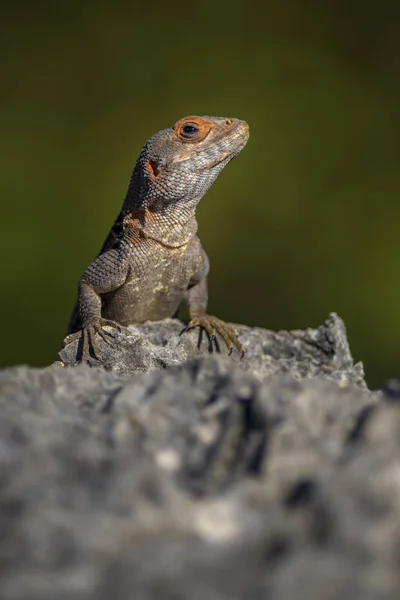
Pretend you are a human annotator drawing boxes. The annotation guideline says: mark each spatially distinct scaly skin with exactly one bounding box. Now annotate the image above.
[64,115,250,363]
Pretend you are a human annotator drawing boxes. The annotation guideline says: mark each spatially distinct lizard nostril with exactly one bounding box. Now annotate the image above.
[226,119,233,125]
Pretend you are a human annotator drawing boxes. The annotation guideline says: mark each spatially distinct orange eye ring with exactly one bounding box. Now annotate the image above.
[173,117,212,143]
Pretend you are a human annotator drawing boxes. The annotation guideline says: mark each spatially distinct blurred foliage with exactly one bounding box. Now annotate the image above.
[1,0,399,387]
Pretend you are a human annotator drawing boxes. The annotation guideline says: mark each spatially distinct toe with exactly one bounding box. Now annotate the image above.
[63,331,81,345]
[88,328,100,360]
[96,326,112,345]
[101,319,122,332]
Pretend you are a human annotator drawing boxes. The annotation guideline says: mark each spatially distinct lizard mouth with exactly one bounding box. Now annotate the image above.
[201,131,249,170]
[198,151,234,170]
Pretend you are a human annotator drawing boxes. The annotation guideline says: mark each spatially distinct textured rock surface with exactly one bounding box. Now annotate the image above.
[2,314,400,599]
[60,313,366,385]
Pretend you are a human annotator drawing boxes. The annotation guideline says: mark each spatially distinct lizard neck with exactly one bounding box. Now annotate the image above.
[124,207,198,248]
[121,164,199,247]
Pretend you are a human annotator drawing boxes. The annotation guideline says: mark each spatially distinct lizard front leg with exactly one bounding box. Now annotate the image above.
[63,248,129,363]
[184,275,244,357]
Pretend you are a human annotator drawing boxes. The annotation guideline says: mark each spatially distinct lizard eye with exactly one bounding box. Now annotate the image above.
[173,117,212,143]
[181,123,199,138]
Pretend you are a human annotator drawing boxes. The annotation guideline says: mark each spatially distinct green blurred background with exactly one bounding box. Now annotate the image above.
[1,0,399,388]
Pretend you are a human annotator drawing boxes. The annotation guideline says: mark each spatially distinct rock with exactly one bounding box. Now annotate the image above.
[59,313,366,385]
[2,314,399,600]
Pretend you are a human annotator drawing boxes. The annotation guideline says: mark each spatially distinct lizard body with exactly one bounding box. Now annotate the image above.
[64,115,249,362]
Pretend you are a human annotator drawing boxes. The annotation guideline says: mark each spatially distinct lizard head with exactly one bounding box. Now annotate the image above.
[167,115,249,171]
[133,116,249,212]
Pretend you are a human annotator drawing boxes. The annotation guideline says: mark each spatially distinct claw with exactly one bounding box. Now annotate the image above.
[63,317,121,364]
[95,326,114,345]
[182,314,243,356]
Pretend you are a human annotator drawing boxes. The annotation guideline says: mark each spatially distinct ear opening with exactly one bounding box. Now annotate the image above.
[147,159,159,178]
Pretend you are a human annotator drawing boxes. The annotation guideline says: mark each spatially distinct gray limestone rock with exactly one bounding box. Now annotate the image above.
[59,313,365,385]
[1,315,398,600]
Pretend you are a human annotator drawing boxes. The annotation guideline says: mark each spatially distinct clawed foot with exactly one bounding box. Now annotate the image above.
[63,318,122,364]
[181,314,244,357]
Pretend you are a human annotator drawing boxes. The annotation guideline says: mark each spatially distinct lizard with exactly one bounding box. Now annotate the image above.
[63,115,250,363]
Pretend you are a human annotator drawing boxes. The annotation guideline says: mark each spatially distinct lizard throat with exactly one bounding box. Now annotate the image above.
[126,208,197,249]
